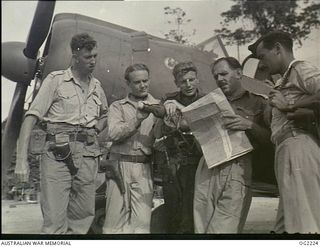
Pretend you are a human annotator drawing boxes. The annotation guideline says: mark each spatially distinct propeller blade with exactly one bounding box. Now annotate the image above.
[1,0,56,197]
[1,84,28,196]
[24,0,56,59]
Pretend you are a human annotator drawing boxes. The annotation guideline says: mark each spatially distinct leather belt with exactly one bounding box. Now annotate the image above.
[109,153,151,164]
[46,133,88,143]
[275,129,307,146]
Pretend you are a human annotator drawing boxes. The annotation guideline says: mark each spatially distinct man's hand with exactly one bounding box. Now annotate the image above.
[164,102,178,118]
[136,108,150,121]
[164,100,185,118]
[223,114,253,131]
[15,158,30,183]
[264,79,275,88]
[269,89,290,111]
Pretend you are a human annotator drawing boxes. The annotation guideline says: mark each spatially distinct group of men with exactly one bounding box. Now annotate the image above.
[14,31,319,234]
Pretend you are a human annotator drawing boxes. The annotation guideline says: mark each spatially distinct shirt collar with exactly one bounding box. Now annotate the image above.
[227,87,247,102]
[283,59,299,79]
[274,59,300,88]
[177,89,203,105]
[64,67,96,89]
[120,93,158,105]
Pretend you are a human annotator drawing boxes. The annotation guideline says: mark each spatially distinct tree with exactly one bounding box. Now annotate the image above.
[163,6,196,45]
[215,0,320,47]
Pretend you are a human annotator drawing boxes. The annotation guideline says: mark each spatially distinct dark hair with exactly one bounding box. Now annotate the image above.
[248,31,293,57]
[211,57,241,73]
[124,63,150,81]
[70,33,97,52]
[172,61,197,81]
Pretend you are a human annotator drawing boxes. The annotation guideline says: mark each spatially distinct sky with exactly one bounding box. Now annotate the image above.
[2,0,320,121]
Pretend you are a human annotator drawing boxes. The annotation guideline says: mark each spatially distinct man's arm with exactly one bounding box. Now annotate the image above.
[290,92,320,110]
[95,84,109,133]
[95,101,108,134]
[107,102,149,143]
[286,92,320,121]
[248,100,272,147]
[95,113,108,134]
[246,120,271,147]
[224,96,272,147]
[269,90,319,124]
[223,114,271,147]
[15,115,38,182]
[163,99,185,118]
[14,73,58,182]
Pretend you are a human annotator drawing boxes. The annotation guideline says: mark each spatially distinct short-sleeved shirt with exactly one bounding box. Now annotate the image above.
[271,60,320,143]
[108,93,159,156]
[26,68,108,128]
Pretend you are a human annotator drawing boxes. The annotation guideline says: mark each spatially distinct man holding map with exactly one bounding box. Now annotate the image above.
[192,57,272,233]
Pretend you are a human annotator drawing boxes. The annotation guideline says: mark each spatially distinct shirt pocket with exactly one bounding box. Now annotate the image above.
[236,106,262,123]
[57,90,78,114]
[87,94,102,117]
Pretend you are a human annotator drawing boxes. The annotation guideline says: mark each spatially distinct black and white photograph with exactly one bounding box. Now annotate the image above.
[1,0,320,241]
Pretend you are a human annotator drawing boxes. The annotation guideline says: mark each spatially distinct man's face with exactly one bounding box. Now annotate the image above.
[256,42,279,75]
[75,47,98,73]
[127,70,150,98]
[212,60,241,97]
[175,71,199,97]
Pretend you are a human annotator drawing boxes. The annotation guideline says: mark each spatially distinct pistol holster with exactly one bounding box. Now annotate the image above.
[102,159,126,194]
[51,142,78,176]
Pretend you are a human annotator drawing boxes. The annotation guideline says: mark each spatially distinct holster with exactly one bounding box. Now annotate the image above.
[51,142,78,176]
[101,159,125,194]
[86,129,96,145]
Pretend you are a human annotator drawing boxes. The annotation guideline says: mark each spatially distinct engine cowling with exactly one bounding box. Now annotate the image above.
[1,41,38,84]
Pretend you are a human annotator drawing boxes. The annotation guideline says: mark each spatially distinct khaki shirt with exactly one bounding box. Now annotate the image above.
[26,68,108,128]
[108,94,159,156]
[271,60,320,143]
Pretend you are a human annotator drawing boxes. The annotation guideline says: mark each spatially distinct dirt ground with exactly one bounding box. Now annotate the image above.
[1,196,278,234]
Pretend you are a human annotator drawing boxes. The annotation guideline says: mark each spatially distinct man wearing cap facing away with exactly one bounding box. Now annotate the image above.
[103,63,159,233]
[153,61,204,233]
[14,33,109,234]
[193,57,271,233]
[249,31,320,233]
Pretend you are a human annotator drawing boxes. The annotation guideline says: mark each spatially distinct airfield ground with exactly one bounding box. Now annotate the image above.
[2,197,278,234]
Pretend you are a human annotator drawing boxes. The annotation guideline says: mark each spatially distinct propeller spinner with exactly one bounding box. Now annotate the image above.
[1,0,56,196]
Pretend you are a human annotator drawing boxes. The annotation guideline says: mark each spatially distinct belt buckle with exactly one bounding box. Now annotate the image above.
[55,133,70,144]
